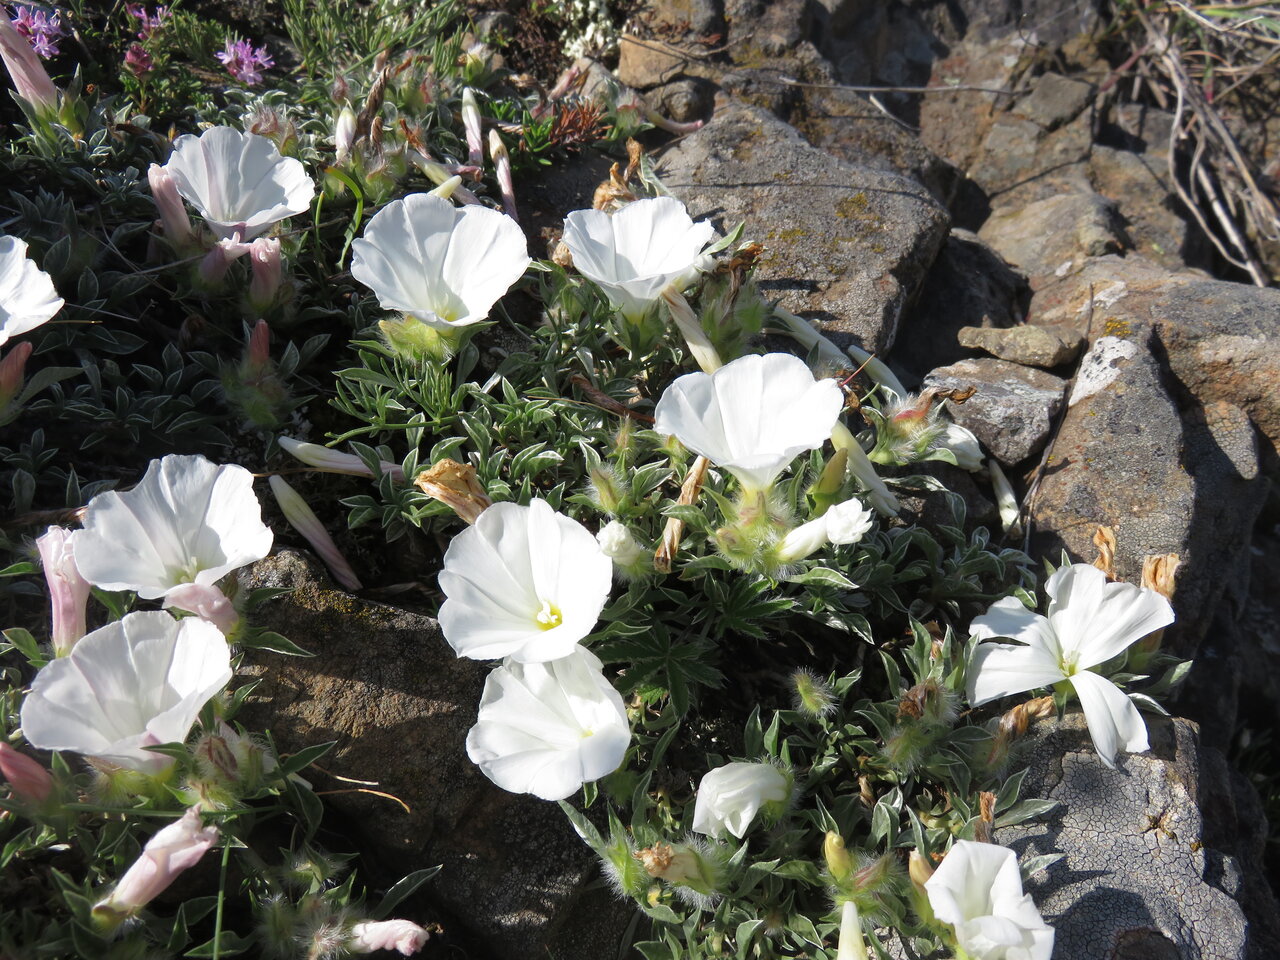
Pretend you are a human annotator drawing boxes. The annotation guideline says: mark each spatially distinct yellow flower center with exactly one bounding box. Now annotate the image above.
[535,599,563,630]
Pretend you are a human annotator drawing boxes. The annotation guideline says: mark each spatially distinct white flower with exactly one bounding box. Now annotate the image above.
[70,454,273,601]
[967,562,1175,767]
[775,498,874,564]
[438,499,612,663]
[163,126,315,240]
[596,520,648,569]
[941,422,984,472]
[20,611,232,773]
[349,919,430,956]
[0,235,62,347]
[924,840,1054,960]
[350,193,531,329]
[691,761,791,839]
[654,353,844,493]
[465,646,630,801]
[561,197,715,321]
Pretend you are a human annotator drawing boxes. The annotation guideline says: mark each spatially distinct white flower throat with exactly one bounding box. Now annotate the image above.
[535,599,563,630]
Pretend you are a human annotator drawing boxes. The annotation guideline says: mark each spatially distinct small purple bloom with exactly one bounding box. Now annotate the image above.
[215,38,272,87]
[9,5,65,59]
[125,4,169,40]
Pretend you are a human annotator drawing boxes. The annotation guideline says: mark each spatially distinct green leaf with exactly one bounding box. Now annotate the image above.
[279,741,338,777]
[995,798,1059,828]
[786,566,858,590]
[373,866,443,919]
[241,631,314,657]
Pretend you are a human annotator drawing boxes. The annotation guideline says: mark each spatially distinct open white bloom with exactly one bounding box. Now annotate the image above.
[350,192,531,329]
[20,611,232,773]
[439,499,612,662]
[0,235,62,347]
[71,454,273,601]
[924,840,1054,960]
[465,646,630,801]
[691,761,792,839]
[163,126,315,240]
[967,562,1175,767]
[654,353,844,493]
[561,197,715,321]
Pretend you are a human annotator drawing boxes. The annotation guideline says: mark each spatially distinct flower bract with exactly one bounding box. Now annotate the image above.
[350,192,531,329]
[163,126,315,240]
[654,353,844,493]
[71,454,273,601]
[465,646,630,801]
[20,611,233,773]
[438,499,612,662]
[966,562,1175,767]
[924,840,1053,960]
[561,197,715,322]
[691,761,792,839]
[0,235,62,347]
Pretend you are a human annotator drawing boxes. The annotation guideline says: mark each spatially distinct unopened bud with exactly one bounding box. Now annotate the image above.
[414,459,492,524]
[164,583,242,636]
[269,475,364,591]
[0,741,54,804]
[835,899,868,960]
[147,163,194,249]
[36,525,91,656]
[194,732,239,782]
[489,128,517,221]
[588,463,626,514]
[0,340,32,417]
[792,669,836,717]
[198,236,251,286]
[279,437,404,482]
[824,830,853,883]
[460,87,483,167]
[334,106,357,164]
[596,520,648,577]
[248,237,282,314]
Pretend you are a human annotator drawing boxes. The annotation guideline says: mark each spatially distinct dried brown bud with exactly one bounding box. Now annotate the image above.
[551,240,574,269]
[1093,525,1117,580]
[414,459,493,524]
[634,843,703,884]
[1140,553,1180,601]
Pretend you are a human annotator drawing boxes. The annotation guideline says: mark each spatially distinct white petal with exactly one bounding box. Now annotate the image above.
[1045,563,1175,669]
[20,611,231,772]
[0,235,63,345]
[1067,669,1149,768]
[440,204,532,324]
[925,839,1013,926]
[967,641,1065,706]
[165,127,313,240]
[465,647,629,800]
[969,597,1057,651]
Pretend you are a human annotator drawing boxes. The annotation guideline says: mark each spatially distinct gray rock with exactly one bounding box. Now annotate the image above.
[998,713,1280,960]
[658,99,950,353]
[957,324,1081,368]
[237,550,630,960]
[979,192,1126,285]
[1012,73,1094,131]
[893,228,1029,383]
[924,357,1066,464]
[1088,145,1194,271]
[1026,312,1268,658]
[968,102,1095,206]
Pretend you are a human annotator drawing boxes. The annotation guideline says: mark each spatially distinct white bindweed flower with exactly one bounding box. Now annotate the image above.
[71,454,273,601]
[691,761,792,839]
[967,562,1175,767]
[924,840,1054,960]
[438,499,612,662]
[349,919,430,956]
[654,353,844,494]
[350,192,531,329]
[561,197,715,322]
[941,422,984,472]
[0,235,63,347]
[465,646,630,801]
[20,611,232,774]
[163,126,315,240]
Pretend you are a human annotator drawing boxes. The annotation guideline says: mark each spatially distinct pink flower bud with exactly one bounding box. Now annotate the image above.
[334,107,356,164]
[35,525,91,656]
[198,236,251,286]
[0,340,32,413]
[461,87,483,168]
[0,15,58,113]
[93,807,219,926]
[488,129,517,222]
[163,583,241,636]
[0,741,53,804]
[248,237,282,313]
[278,437,404,482]
[243,318,271,377]
[147,163,193,249]
[269,476,363,591]
[349,919,430,956]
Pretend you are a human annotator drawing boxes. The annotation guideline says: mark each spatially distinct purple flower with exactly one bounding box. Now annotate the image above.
[10,5,65,59]
[124,41,152,77]
[125,4,169,40]
[215,38,272,87]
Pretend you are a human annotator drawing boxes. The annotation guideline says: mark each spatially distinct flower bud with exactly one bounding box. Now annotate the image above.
[691,761,792,839]
[147,163,194,250]
[92,807,219,929]
[831,422,899,516]
[279,436,404,482]
[224,319,288,428]
[248,237,282,314]
[334,106,357,163]
[940,422,983,471]
[588,463,626,514]
[0,741,53,805]
[489,128,517,221]
[635,840,724,902]
[792,669,836,717]
[662,287,722,374]
[460,87,483,168]
[163,583,242,636]
[808,448,848,512]
[836,899,869,960]
[198,235,251,286]
[987,458,1022,536]
[824,830,853,883]
[0,16,58,113]
[349,919,430,956]
[0,340,32,416]
[269,475,364,591]
[596,520,648,579]
[908,850,934,889]
[36,525,90,656]
[414,459,492,525]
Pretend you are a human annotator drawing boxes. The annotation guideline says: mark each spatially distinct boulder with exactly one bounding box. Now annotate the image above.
[997,713,1280,960]
[658,100,949,353]
[237,550,630,960]
[979,192,1127,285]
[924,357,1066,464]
[957,324,1082,368]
